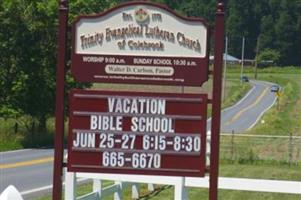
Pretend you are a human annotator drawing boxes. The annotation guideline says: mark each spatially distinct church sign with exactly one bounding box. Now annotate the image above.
[71,2,209,86]
[53,1,225,199]
[67,90,207,177]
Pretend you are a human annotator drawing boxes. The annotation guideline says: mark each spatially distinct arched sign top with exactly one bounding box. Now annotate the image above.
[71,1,210,86]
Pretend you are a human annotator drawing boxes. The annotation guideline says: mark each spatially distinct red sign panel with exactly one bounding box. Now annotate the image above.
[67,90,207,177]
[71,2,209,86]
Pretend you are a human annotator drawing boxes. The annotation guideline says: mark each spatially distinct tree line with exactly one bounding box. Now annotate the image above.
[152,0,301,66]
[0,0,300,132]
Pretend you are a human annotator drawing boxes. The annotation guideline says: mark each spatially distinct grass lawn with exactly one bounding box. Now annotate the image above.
[158,187,300,200]
[248,73,301,136]
[226,66,301,136]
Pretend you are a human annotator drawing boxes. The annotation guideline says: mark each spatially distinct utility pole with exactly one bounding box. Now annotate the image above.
[240,37,245,83]
[254,36,260,79]
[222,36,228,102]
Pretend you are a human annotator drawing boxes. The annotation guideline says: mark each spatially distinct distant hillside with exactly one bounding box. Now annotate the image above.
[119,0,301,66]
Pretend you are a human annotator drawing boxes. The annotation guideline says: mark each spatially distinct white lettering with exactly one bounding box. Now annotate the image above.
[158,100,165,114]
[139,99,146,113]
[150,100,157,114]
[90,115,123,131]
[145,117,153,132]
[130,99,138,113]
[102,116,110,130]
[115,99,123,113]
[130,117,174,133]
[123,98,131,113]
[131,117,138,131]
[90,115,98,130]
[73,132,95,148]
[153,118,160,132]
[133,58,153,64]
[107,98,165,114]
[153,59,172,65]
[138,117,146,132]
[108,98,115,112]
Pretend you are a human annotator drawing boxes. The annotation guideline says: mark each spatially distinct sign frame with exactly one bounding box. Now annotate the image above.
[53,1,225,200]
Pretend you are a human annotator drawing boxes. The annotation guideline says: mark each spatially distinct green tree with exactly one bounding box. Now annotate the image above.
[257,48,281,65]
[69,0,116,21]
[2,0,301,136]
[0,0,116,133]
[172,0,215,22]
[0,0,60,131]
[226,0,269,59]
[274,2,297,65]
[226,0,253,58]
[259,15,276,50]
[0,1,24,118]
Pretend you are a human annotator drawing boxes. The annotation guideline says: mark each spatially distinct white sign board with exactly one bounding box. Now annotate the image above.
[75,5,208,57]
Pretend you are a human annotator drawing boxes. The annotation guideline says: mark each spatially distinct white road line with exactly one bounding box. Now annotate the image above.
[221,84,256,113]
[244,80,278,130]
[0,149,32,155]
[207,83,256,123]
[20,178,87,196]
[20,185,53,196]
[247,95,277,131]
[208,80,276,131]
[224,78,276,114]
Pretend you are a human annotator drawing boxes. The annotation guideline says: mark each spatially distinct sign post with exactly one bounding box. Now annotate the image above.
[53,0,68,199]
[209,2,225,200]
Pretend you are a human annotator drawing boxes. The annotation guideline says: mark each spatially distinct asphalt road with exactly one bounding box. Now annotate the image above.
[208,80,277,133]
[0,80,277,199]
[0,149,54,199]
